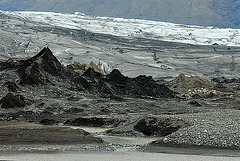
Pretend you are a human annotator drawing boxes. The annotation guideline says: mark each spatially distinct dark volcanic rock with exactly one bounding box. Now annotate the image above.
[18,47,64,85]
[127,75,173,97]
[106,116,190,137]
[83,68,175,98]
[82,67,102,87]
[4,81,21,92]
[134,117,189,137]
[40,119,57,125]
[108,69,129,85]
[0,47,90,91]
[0,57,29,70]
[0,93,30,108]
[1,47,174,99]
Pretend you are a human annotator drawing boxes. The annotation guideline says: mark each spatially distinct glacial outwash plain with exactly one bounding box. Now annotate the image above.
[0,11,239,159]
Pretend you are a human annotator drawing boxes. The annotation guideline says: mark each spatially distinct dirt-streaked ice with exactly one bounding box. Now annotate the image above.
[6,11,240,47]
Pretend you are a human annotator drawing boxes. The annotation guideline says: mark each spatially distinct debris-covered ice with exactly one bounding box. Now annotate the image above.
[6,11,240,46]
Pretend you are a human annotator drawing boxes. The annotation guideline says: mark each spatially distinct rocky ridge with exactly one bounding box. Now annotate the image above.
[0,47,239,151]
[0,47,174,99]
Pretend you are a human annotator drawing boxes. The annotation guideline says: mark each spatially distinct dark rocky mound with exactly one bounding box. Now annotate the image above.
[17,47,66,85]
[0,57,30,70]
[40,119,57,125]
[0,47,90,90]
[129,75,173,97]
[0,47,175,98]
[134,117,188,136]
[106,116,190,137]
[168,74,214,89]
[83,68,175,98]
[0,93,30,108]
[4,81,20,92]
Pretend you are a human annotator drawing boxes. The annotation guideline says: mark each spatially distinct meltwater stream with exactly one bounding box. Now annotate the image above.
[0,126,239,160]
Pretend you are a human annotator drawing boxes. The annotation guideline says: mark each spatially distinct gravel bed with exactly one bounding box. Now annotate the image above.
[153,109,240,149]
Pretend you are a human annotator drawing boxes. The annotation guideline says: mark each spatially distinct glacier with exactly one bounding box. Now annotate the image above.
[1,10,240,79]
[5,11,240,47]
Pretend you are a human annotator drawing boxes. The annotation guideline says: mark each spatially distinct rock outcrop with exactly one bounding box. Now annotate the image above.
[18,47,65,85]
[106,116,190,137]
[0,93,30,109]
[0,47,175,98]
[83,68,176,98]
[0,47,90,90]
[168,74,214,89]
[4,81,20,92]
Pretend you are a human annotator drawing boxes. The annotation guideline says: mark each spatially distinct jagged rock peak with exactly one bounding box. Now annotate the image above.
[33,47,52,57]
[0,47,60,72]
[29,47,63,76]
[18,47,64,85]
[108,69,129,83]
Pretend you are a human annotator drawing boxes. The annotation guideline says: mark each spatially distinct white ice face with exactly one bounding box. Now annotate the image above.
[98,61,113,75]
[5,11,240,47]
